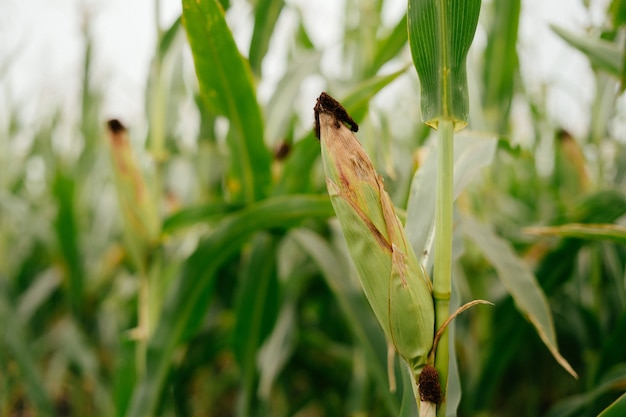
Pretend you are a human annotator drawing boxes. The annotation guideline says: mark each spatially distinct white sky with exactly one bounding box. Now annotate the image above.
[0,0,616,138]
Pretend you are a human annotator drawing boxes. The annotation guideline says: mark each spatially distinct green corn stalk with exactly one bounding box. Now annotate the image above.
[315,92,435,393]
[408,1,481,415]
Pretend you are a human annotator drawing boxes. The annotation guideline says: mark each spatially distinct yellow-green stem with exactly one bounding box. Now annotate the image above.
[137,272,150,378]
[433,120,453,417]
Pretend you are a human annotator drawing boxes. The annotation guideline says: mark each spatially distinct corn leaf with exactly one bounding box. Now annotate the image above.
[233,233,280,416]
[366,13,408,77]
[598,392,626,417]
[342,67,408,122]
[291,227,402,416]
[460,216,578,378]
[0,291,55,417]
[524,223,626,246]
[182,0,272,202]
[126,195,334,417]
[552,25,623,77]
[482,0,520,132]
[249,0,285,77]
[51,170,84,319]
[408,0,481,129]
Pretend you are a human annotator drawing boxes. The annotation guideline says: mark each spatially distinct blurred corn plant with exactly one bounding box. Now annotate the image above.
[1,1,626,417]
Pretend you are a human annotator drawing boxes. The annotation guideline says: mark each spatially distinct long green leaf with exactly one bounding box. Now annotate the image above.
[182,0,272,202]
[552,25,623,77]
[342,67,409,122]
[460,216,578,378]
[52,170,84,320]
[126,195,334,417]
[366,13,408,77]
[249,0,285,76]
[408,0,482,129]
[482,0,520,132]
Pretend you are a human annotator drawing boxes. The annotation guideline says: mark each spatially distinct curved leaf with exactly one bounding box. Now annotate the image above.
[408,0,482,129]
[460,216,578,378]
[182,0,272,202]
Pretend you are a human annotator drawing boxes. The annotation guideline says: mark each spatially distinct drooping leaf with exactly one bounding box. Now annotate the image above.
[182,0,272,202]
[408,0,482,129]
[460,216,577,378]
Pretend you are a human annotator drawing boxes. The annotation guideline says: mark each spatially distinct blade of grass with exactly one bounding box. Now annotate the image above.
[182,0,272,202]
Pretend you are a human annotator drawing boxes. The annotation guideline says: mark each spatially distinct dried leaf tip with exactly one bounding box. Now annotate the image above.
[314,92,358,140]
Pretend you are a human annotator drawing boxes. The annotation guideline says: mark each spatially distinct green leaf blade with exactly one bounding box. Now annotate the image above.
[461,216,578,378]
[182,0,272,202]
[552,25,623,77]
[408,0,481,129]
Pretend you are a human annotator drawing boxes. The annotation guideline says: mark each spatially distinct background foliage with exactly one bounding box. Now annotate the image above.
[1,0,626,416]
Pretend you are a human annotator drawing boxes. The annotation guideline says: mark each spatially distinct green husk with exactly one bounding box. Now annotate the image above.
[316,95,435,377]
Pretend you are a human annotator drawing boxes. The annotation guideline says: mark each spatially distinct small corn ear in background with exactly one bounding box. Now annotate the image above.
[106,119,160,272]
[315,92,434,378]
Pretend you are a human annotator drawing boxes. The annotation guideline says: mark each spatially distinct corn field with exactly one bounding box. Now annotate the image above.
[1,0,626,416]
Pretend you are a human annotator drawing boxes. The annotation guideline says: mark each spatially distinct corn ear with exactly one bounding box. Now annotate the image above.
[315,92,434,375]
[106,119,160,272]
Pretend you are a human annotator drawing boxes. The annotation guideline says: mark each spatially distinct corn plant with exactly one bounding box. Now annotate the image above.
[1,0,626,417]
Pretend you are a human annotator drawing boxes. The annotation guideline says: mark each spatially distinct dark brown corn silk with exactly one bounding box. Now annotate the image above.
[418,365,442,405]
[314,92,359,139]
